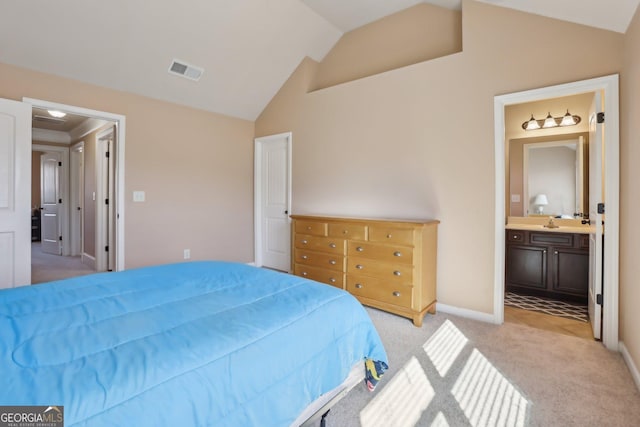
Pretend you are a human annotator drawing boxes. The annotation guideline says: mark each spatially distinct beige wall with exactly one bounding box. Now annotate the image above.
[0,62,255,268]
[256,0,624,317]
[620,5,640,385]
[312,3,462,91]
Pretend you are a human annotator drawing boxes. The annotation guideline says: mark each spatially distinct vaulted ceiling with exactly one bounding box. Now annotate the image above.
[1,0,638,121]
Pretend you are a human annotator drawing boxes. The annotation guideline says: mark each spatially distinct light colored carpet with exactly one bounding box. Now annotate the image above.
[328,307,640,427]
[31,242,95,284]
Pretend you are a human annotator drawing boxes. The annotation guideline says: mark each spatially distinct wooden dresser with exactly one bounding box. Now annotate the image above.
[290,215,439,327]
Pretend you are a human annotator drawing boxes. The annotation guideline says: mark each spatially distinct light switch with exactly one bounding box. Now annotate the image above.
[511,194,521,203]
[133,191,146,202]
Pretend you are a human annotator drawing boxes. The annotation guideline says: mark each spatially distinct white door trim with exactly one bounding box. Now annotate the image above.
[33,144,69,256]
[493,74,619,351]
[70,141,84,257]
[25,98,126,271]
[254,132,292,269]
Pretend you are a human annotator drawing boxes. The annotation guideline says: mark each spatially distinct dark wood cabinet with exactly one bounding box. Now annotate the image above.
[506,229,588,303]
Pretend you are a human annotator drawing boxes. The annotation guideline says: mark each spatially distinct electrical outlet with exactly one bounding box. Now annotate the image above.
[183,249,190,259]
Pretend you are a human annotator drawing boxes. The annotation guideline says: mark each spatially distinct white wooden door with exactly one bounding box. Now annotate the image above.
[0,98,31,288]
[255,133,291,272]
[40,152,62,255]
[588,91,604,340]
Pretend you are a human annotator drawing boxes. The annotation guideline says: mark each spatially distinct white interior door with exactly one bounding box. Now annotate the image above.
[0,98,31,288]
[40,152,62,255]
[96,127,115,272]
[588,91,604,340]
[255,133,291,272]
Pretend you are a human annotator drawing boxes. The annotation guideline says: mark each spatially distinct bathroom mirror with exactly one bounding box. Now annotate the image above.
[509,133,588,218]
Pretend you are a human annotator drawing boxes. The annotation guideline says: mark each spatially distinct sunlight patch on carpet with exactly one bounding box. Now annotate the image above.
[423,319,468,377]
[360,356,434,427]
[452,348,529,427]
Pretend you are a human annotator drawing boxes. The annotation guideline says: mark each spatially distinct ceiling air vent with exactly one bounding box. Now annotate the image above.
[168,59,204,81]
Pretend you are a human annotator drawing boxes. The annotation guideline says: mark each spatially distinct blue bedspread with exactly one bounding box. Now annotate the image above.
[0,261,387,426]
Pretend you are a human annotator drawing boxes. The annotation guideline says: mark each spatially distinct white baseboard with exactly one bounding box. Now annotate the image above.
[82,253,96,269]
[620,341,640,392]
[437,303,496,324]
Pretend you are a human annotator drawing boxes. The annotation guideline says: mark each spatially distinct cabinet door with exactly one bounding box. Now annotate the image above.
[506,245,547,290]
[551,247,589,297]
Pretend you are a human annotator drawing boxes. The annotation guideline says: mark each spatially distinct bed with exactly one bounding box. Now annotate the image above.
[0,261,388,426]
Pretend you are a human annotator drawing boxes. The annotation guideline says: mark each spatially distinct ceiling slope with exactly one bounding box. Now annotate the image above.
[0,0,341,121]
[0,0,638,121]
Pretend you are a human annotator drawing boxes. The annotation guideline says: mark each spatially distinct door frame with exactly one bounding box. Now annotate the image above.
[25,98,127,271]
[32,144,69,255]
[254,132,292,269]
[493,74,619,350]
[70,141,85,257]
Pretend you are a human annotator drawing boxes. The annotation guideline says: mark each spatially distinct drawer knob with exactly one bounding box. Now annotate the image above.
[393,251,402,257]
[386,234,392,239]
[554,251,559,255]
[356,246,364,252]
[302,272,308,276]
[513,235,520,239]
[302,255,308,260]
[355,284,363,289]
[343,230,348,234]
[329,278,336,283]
[356,264,364,270]
[307,226,312,230]
[302,240,308,244]
[329,260,337,265]
[393,270,401,276]
[392,291,401,297]
[329,243,337,248]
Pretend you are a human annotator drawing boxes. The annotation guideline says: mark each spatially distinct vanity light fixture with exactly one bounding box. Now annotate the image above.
[522,110,581,130]
[47,110,66,118]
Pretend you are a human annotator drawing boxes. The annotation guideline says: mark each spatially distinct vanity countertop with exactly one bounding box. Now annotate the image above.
[506,216,594,234]
[505,223,593,234]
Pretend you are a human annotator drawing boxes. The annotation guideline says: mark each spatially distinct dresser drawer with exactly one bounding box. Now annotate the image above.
[295,249,344,271]
[347,241,413,264]
[347,274,413,308]
[347,257,413,284]
[294,235,346,255]
[295,220,328,236]
[328,223,367,240]
[368,226,415,246]
[294,264,344,288]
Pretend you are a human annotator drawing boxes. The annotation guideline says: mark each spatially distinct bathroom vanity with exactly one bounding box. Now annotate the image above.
[505,219,591,303]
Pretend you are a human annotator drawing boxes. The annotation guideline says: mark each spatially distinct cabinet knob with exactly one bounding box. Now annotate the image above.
[301,255,308,260]
[393,270,401,276]
[386,234,392,239]
[356,264,364,270]
[302,240,308,244]
[307,226,312,230]
[329,278,336,283]
[554,251,559,255]
[355,284,363,289]
[356,246,364,252]
[329,260,336,265]
[392,291,401,297]
[342,230,348,234]
[513,235,519,239]
[301,272,308,276]
[329,243,336,248]
[393,251,402,257]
